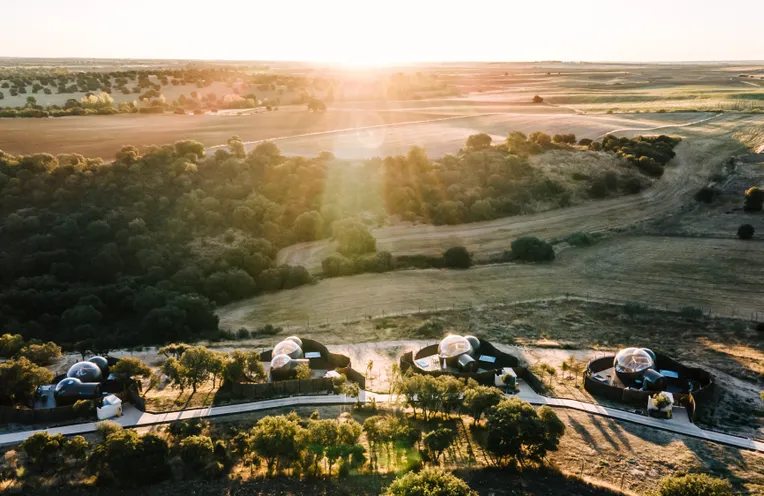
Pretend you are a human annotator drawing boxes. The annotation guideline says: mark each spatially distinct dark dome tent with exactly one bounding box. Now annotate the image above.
[66,361,104,383]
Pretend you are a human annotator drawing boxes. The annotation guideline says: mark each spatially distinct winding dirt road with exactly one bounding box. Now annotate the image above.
[217,113,764,330]
[277,114,743,270]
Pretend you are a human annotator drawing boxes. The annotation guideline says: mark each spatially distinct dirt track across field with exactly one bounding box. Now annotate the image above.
[244,111,715,159]
[220,113,764,330]
[277,114,747,270]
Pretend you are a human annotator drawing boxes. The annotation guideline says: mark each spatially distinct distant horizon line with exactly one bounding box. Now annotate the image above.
[0,56,763,66]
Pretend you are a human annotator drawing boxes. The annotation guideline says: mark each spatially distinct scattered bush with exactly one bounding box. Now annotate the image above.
[565,232,596,247]
[694,186,718,203]
[332,220,376,256]
[624,301,648,317]
[96,420,123,440]
[21,432,66,469]
[679,306,703,320]
[73,399,96,418]
[443,246,472,269]
[743,186,763,211]
[532,95,544,103]
[483,399,565,468]
[737,224,754,240]
[295,362,312,380]
[385,468,475,496]
[510,236,555,262]
[655,473,733,496]
[179,435,214,471]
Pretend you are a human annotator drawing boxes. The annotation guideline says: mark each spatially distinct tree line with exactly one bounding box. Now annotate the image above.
[7,392,732,495]
[0,131,680,349]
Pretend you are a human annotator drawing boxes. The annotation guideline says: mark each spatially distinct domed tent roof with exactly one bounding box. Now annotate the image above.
[614,348,654,374]
[55,377,82,394]
[273,338,303,359]
[465,335,480,350]
[438,335,473,359]
[67,361,104,383]
[88,356,109,374]
[270,354,292,371]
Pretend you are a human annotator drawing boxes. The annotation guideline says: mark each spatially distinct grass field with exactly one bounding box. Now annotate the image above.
[223,233,764,330]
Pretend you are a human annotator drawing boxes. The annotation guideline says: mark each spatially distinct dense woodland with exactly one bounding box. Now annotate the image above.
[0,132,680,349]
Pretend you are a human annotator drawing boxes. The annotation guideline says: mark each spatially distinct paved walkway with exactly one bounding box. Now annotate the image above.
[2,389,762,453]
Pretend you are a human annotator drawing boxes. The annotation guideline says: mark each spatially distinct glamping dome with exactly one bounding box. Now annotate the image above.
[67,361,104,383]
[273,337,304,359]
[614,348,654,374]
[88,356,109,375]
[614,348,659,386]
[54,377,101,404]
[438,335,473,359]
[270,353,292,371]
[437,335,477,371]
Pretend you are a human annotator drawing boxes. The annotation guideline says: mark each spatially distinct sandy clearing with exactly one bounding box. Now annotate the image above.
[277,114,741,270]
[219,234,764,331]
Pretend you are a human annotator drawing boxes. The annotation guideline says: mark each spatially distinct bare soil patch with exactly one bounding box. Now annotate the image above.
[0,108,444,158]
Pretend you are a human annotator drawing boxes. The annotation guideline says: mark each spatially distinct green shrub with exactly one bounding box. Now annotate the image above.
[743,186,763,212]
[168,418,207,440]
[737,224,754,240]
[510,237,555,262]
[21,432,66,469]
[566,232,596,247]
[73,399,95,417]
[179,435,214,470]
[412,321,445,339]
[655,473,733,496]
[624,301,648,317]
[443,246,472,269]
[385,467,474,496]
[679,306,703,320]
[694,186,718,203]
[322,254,356,277]
[95,420,123,440]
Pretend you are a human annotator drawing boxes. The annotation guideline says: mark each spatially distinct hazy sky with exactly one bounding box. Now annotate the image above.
[2,0,763,63]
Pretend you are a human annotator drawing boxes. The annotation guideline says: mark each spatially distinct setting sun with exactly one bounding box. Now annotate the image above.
[1,0,763,493]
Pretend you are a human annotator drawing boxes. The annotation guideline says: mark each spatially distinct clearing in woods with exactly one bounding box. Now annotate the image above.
[276,114,755,270]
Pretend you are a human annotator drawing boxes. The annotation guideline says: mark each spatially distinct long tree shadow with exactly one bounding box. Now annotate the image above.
[567,416,598,449]
[589,415,620,450]
[606,420,632,450]
[615,417,761,494]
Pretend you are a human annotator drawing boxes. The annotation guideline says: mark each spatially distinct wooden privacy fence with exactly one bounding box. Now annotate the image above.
[0,404,81,425]
[231,368,366,400]
[583,355,715,423]
[232,378,334,399]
